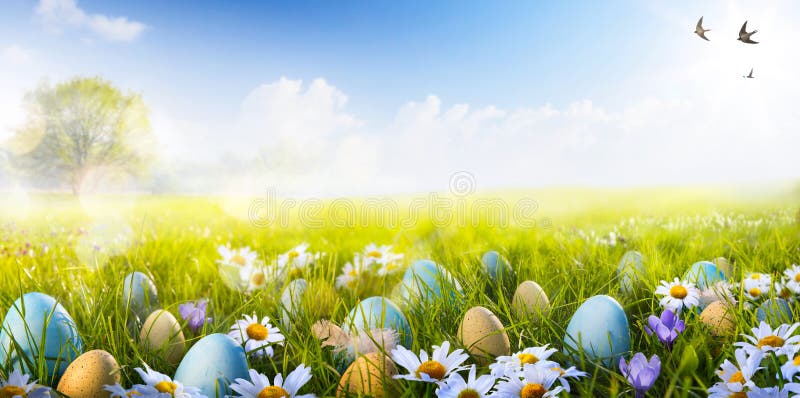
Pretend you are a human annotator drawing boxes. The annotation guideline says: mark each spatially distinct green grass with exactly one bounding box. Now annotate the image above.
[0,187,799,397]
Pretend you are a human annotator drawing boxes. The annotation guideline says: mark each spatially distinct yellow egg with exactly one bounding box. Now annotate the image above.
[457,306,511,365]
[139,309,186,364]
[700,301,737,336]
[56,350,120,398]
[512,281,550,322]
[337,352,398,398]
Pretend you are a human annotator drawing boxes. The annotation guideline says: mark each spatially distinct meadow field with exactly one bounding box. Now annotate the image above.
[1,186,799,397]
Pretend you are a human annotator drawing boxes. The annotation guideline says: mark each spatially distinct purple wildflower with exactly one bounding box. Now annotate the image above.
[179,299,210,333]
[645,308,685,349]
[619,353,660,398]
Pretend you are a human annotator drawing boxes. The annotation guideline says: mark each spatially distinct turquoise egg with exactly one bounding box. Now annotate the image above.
[683,261,726,290]
[397,260,463,304]
[756,298,793,326]
[482,251,513,281]
[617,251,643,294]
[0,292,84,384]
[563,295,630,366]
[174,333,249,398]
[122,272,159,324]
[343,296,413,348]
[280,279,307,330]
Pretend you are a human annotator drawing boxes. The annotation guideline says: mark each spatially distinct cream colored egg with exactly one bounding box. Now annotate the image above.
[56,350,120,398]
[712,257,732,277]
[512,281,550,322]
[139,309,186,364]
[457,306,511,365]
[700,301,736,337]
[337,352,399,398]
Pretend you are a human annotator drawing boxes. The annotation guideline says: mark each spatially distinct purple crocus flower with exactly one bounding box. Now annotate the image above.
[645,308,685,349]
[179,299,210,333]
[619,353,660,398]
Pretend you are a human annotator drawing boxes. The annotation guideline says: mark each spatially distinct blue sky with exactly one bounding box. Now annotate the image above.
[1,1,799,195]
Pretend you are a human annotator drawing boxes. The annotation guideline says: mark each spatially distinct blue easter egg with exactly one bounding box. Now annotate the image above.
[617,251,643,294]
[0,292,84,384]
[123,272,159,323]
[174,333,249,398]
[564,295,630,366]
[756,298,793,326]
[343,296,413,348]
[280,279,307,330]
[684,261,727,289]
[482,251,513,281]
[397,260,463,304]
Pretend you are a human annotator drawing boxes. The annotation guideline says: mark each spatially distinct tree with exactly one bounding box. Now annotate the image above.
[9,77,154,194]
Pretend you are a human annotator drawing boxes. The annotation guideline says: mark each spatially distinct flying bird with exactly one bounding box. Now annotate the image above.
[694,16,710,41]
[738,21,759,44]
[743,68,754,78]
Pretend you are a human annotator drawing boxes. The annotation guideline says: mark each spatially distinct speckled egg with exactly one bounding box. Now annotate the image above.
[173,333,249,398]
[563,295,630,366]
[396,259,463,304]
[482,251,513,282]
[757,298,793,326]
[336,352,399,398]
[712,257,732,276]
[280,278,307,329]
[122,272,159,324]
[683,261,727,289]
[343,296,412,348]
[0,292,84,383]
[617,251,644,294]
[699,301,736,336]
[139,310,185,365]
[457,306,511,365]
[56,350,120,398]
[511,281,550,322]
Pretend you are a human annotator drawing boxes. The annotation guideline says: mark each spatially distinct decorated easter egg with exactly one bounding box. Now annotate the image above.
[280,279,307,329]
[0,292,84,384]
[337,352,399,398]
[482,251,513,281]
[699,301,736,336]
[511,281,550,322]
[712,257,732,276]
[122,272,159,324]
[174,333,249,398]
[343,296,412,348]
[56,350,120,398]
[397,259,463,304]
[139,310,186,365]
[757,298,793,326]
[683,261,726,290]
[563,295,630,366]
[617,251,644,294]
[457,306,511,365]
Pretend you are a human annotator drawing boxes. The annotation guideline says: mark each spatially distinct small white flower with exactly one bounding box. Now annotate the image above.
[435,365,495,398]
[229,366,315,398]
[654,278,700,312]
[362,244,404,275]
[0,370,49,398]
[391,341,469,384]
[775,279,796,303]
[735,322,800,356]
[278,243,314,273]
[228,314,285,358]
[781,350,800,381]
[742,273,772,301]
[104,384,138,398]
[784,265,800,294]
[547,365,588,393]
[745,383,800,398]
[335,255,364,290]
[217,245,258,279]
[489,345,558,378]
[492,365,564,398]
[133,366,206,398]
[710,348,762,397]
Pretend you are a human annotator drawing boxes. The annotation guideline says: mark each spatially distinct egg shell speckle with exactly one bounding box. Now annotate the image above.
[511,281,550,322]
[56,350,120,398]
[173,333,250,398]
[337,352,399,398]
[458,306,511,365]
[563,295,630,366]
[139,310,186,365]
[699,301,736,336]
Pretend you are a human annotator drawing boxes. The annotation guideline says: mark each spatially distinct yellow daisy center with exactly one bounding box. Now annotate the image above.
[155,381,177,396]
[749,287,761,297]
[751,273,761,280]
[520,383,547,398]
[251,272,265,286]
[757,335,785,348]
[518,353,539,365]
[416,360,447,380]
[795,274,800,283]
[0,386,27,398]
[246,323,269,340]
[728,371,745,384]
[367,250,383,258]
[127,391,141,398]
[288,251,300,260]
[730,393,747,398]
[781,288,792,299]
[794,356,800,366]
[231,254,247,266]
[669,285,688,299]
[551,367,566,376]
[457,389,480,398]
[288,268,303,280]
[257,386,289,398]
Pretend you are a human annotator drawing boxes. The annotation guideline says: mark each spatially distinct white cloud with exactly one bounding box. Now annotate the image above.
[2,45,34,65]
[35,0,146,42]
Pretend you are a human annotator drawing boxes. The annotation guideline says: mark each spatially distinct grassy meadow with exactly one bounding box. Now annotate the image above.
[1,186,799,397]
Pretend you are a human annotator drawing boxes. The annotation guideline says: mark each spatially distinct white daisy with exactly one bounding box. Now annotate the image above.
[244,266,269,293]
[229,366,315,398]
[775,279,796,303]
[435,365,495,398]
[217,245,258,279]
[104,384,140,398]
[132,366,206,398]
[492,365,564,398]
[654,278,700,312]
[707,349,762,397]
[781,350,800,381]
[489,345,558,378]
[784,265,800,294]
[745,383,800,398]
[391,341,469,384]
[0,370,49,398]
[735,322,800,356]
[742,273,772,301]
[335,255,364,290]
[548,365,588,393]
[229,314,285,358]
[362,244,404,275]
